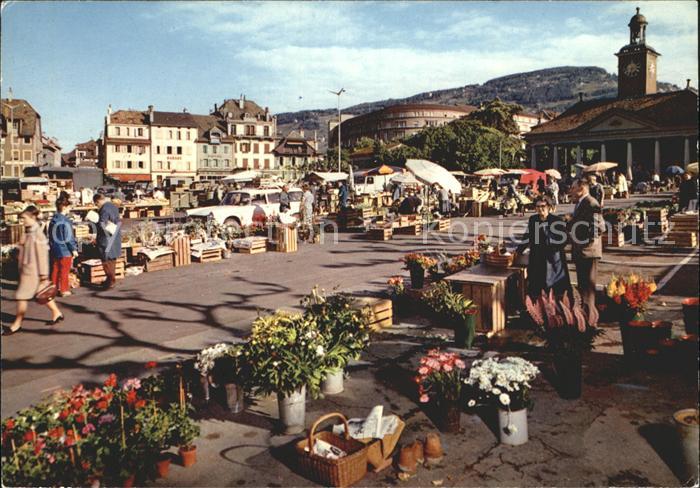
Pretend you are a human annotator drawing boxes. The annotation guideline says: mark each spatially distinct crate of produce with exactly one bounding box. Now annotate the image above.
[234,237,267,254]
[0,224,24,245]
[193,248,222,263]
[393,223,421,236]
[142,252,175,272]
[170,236,192,267]
[80,258,126,284]
[366,227,392,241]
[397,214,419,227]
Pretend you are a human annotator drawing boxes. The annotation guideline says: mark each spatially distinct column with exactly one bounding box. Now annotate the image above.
[626,140,633,172]
[576,145,582,164]
[684,137,690,167]
[654,139,661,175]
[530,146,537,169]
[552,146,559,169]
[601,143,607,162]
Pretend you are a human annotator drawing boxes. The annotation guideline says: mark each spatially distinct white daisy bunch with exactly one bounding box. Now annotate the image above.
[465,356,539,408]
[195,342,240,376]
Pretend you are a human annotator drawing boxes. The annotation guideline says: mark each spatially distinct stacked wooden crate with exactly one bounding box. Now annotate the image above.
[663,213,699,247]
[436,218,450,232]
[193,248,222,263]
[367,227,392,241]
[0,224,24,245]
[645,208,669,238]
[143,252,175,272]
[341,207,373,230]
[394,223,422,236]
[73,224,92,241]
[171,236,192,267]
[602,227,625,248]
[273,225,298,253]
[235,237,267,254]
[80,258,126,284]
[353,297,393,331]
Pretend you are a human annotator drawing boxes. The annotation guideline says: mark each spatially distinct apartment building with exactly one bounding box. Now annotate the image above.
[1,98,43,177]
[102,107,151,182]
[149,108,198,186]
[192,115,235,181]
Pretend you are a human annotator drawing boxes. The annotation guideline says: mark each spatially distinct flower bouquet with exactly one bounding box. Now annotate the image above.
[415,349,467,432]
[525,290,603,398]
[421,281,479,348]
[464,356,539,445]
[443,249,480,275]
[606,273,657,322]
[401,252,438,289]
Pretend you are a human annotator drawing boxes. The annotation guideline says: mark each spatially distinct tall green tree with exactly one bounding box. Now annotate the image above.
[468,98,523,135]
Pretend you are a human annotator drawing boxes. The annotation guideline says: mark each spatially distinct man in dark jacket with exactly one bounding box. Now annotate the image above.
[679,173,698,211]
[93,193,122,289]
[588,174,605,207]
[279,185,291,213]
[567,177,605,313]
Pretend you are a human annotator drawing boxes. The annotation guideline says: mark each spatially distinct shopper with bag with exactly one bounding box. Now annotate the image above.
[93,193,122,289]
[48,198,78,297]
[4,206,64,335]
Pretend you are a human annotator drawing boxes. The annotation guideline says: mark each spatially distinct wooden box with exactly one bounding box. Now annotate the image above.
[193,248,222,263]
[0,224,24,245]
[436,218,450,232]
[235,237,267,254]
[273,225,298,253]
[146,210,156,218]
[367,227,392,241]
[171,236,192,267]
[397,214,419,227]
[670,214,699,232]
[663,231,698,248]
[353,297,393,331]
[156,206,173,217]
[80,258,126,284]
[143,253,174,272]
[394,223,421,236]
[126,210,139,219]
[603,231,625,248]
[73,224,92,241]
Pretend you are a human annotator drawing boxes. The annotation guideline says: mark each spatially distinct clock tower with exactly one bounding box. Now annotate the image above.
[615,8,660,99]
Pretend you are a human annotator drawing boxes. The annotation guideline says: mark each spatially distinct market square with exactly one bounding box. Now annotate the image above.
[1,2,698,487]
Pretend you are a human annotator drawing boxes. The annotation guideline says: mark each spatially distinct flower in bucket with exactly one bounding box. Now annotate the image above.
[606,273,656,317]
[415,349,467,404]
[464,356,539,411]
[387,276,405,296]
[401,253,438,271]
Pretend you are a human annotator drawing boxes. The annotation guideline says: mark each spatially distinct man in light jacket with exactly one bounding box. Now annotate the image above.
[93,194,122,289]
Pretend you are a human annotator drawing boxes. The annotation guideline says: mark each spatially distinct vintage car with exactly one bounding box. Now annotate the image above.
[186,188,302,229]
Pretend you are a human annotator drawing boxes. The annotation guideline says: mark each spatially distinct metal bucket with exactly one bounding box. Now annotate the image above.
[498,408,529,446]
[278,386,306,434]
[224,383,245,413]
[673,408,699,484]
[321,369,345,395]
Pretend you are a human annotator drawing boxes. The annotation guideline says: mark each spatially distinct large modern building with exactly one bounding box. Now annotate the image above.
[329,103,477,148]
[1,98,43,177]
[525,8,698,177]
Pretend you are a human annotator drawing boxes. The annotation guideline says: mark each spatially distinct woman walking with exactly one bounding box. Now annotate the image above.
[5,206,64,334]
[515,195,572,298]
[49,198,78,297]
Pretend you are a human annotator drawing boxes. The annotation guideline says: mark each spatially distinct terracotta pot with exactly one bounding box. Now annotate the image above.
[156,457,171,478]
[437,400,461,433]
[412,440,424,464]
[681,298,699,335]
[424,433,444,462]
[398,445,416,473]
[122,474,135,488]
[179,445,197,468]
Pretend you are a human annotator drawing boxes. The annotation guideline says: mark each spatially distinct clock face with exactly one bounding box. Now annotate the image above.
[624,61,640,77]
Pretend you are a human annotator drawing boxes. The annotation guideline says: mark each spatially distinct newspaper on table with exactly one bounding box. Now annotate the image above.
[332,405,399,440]
[305,438,347,460]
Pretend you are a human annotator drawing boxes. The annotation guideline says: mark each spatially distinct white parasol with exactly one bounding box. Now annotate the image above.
[545,169,562,180]
[473,168,506,177]
[390,172,421,185]
[583,162,618,173]
[405,159,462,194]
[222,170,260,182]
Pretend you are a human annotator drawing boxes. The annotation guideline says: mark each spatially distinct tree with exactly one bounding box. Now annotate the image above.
[354,137,376,149]
[468,98,523,136]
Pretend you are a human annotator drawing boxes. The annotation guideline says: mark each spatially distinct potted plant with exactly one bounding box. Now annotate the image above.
[464,356,539,445]
[247,311,328,434]
[387,276,410,317]
[525,290,603,399]
[168,405,200,468]
[475,234,494,262]
[401,253,437,289]
[443,250,480,275]
[196,343,249,411]
[301,288,370,396]
[416,349,467,433]
[421,281,479,349]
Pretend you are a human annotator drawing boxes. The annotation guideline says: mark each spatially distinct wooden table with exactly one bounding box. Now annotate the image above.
[444,264,522,333]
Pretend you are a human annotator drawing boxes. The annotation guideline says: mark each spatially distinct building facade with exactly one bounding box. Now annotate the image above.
[192,115,235,181]
[72,139,101,167]
[329,103,476,148]
[102,107,152,182]
[41,136,62,167]
[1,98,43,177]
[150,108,198,186]
[273,129,320,179]
[213,97,276,171]
[525,9,698,178]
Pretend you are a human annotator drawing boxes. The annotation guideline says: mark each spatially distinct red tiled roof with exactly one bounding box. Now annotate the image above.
[110,110,148,125]
[215,98,268,120]
[1,99,40,137]
[526,90,698,136]
[273,130,318,156]
[152,111,197,128]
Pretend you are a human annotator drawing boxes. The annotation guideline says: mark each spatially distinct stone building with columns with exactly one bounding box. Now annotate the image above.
[525,8,698,180]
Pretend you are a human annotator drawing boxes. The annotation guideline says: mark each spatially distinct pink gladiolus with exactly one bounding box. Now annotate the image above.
[443,363,453,372]
[454,359,466,369]
[81,423,96,435]
[419,394,430,403]
[418,366,429,375]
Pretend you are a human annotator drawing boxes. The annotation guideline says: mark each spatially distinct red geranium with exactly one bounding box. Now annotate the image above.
[4,419,14,431]
[23,430,36,443]
[125,390,138,406]
[135,399,146,409]
[145,361,158,369]
[104,374,118,388]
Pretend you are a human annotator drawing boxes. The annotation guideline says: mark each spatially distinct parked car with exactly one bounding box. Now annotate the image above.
[186,188,303,230]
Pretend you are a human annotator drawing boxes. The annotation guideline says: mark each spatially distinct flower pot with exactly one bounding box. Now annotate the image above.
[453,312,477,349]
[553,351,583,399]
[200,375,210,402]
[321,369,344,395]
[620,320,654,359]
[498,408,528,446]
[437,400,461,433]
[673,408,699,484]
[398,445,417,473]
[409,266,425,289]
[412,440,425,464]
[277,386,306,434]
[156,457,171,478]
[224,383,245,413]
[681,298,699,335]
[179,445,197,468]
[424,433,444,464]
[122,474,135,488]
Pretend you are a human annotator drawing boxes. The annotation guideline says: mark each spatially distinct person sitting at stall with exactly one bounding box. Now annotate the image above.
[398,192,422,215]
[515,195,571,298]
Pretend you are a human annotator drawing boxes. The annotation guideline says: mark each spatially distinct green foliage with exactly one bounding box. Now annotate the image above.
[354,137,376,149]
[468,98,523,135]
[421,281,478,323]
[167,404,200,448]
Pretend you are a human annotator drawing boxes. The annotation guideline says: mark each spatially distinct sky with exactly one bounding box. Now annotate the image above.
[1,1,697,149]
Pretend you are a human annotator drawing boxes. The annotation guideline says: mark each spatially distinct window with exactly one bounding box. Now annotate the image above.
[167,146,172,155]
[169,130,173,139]
[264,126,270,137]
[138,161,144,169]
[212,159,218,168]
[186,130,191,140]
[156,146,161,154]
[176,147,182,155]
[178,130,181,140]
[127,145,132,153]
[245,125,255,136]
[254,143,259,153]
[242,158,248,167]
[23,136,31,144]
[264,143,270,153]
[115,127,121,136]
[127,161,133,169]
[12,150,19,160]
[156,161,163,169]
[254,158,259,168]
[23,150,31,160]
[223,146,229,154]
[167,161,171,170]
[114,160,121,169]
[126,127,130,136]
[224,159,230,167]
[212,146,217,155]
[267,192,280,204]
[203,145,208,154]
[241,143,250,153]
[137,128,143,136]
[252,194,266,205]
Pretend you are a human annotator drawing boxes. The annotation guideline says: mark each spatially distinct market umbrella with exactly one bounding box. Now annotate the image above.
[583,162,618,173]
[545,169,562,180]
[504,169,528,175]
[405,159,462,194]
[222,170,260,182]
[665,165,685,176]
[390,172,420,185]
[686,162,698,175]
[473,168,506,177]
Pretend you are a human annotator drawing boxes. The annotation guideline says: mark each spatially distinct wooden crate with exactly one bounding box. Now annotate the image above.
[171,236,191,267]
[603,231,625,248]
[353,297,393,331]
[80,258,126,284]
[193,248,222,263]
[73,224,92,241]
[669,214,699,232]
[125,210,139,219]
[143,253,174,272]
[397,214,419,227]
[662,231,698,248]
[367,227,392,241]
[156,206,173,217]
[394,223,421,236]
[436,218,450,232]
[235,237,267,254]
[146,210,156,218]
[273,225,298,253]
[0,224,24,245]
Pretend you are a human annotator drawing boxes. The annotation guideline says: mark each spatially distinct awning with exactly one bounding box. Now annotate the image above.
[109,173,152,182]
[308,171,349,183]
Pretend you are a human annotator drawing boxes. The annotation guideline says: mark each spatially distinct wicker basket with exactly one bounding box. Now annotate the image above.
[484,252,514,268]
[295,413,368,487]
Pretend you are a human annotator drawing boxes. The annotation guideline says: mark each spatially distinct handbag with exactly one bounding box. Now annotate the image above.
[35,281,57,304]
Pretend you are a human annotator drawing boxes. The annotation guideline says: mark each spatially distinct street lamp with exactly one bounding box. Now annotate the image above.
[329,88,345,172]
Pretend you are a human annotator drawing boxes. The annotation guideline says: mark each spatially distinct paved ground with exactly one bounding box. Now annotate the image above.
[1,194,698,486]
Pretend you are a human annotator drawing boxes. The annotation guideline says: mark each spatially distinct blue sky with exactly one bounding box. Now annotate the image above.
[1,1,697,149]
